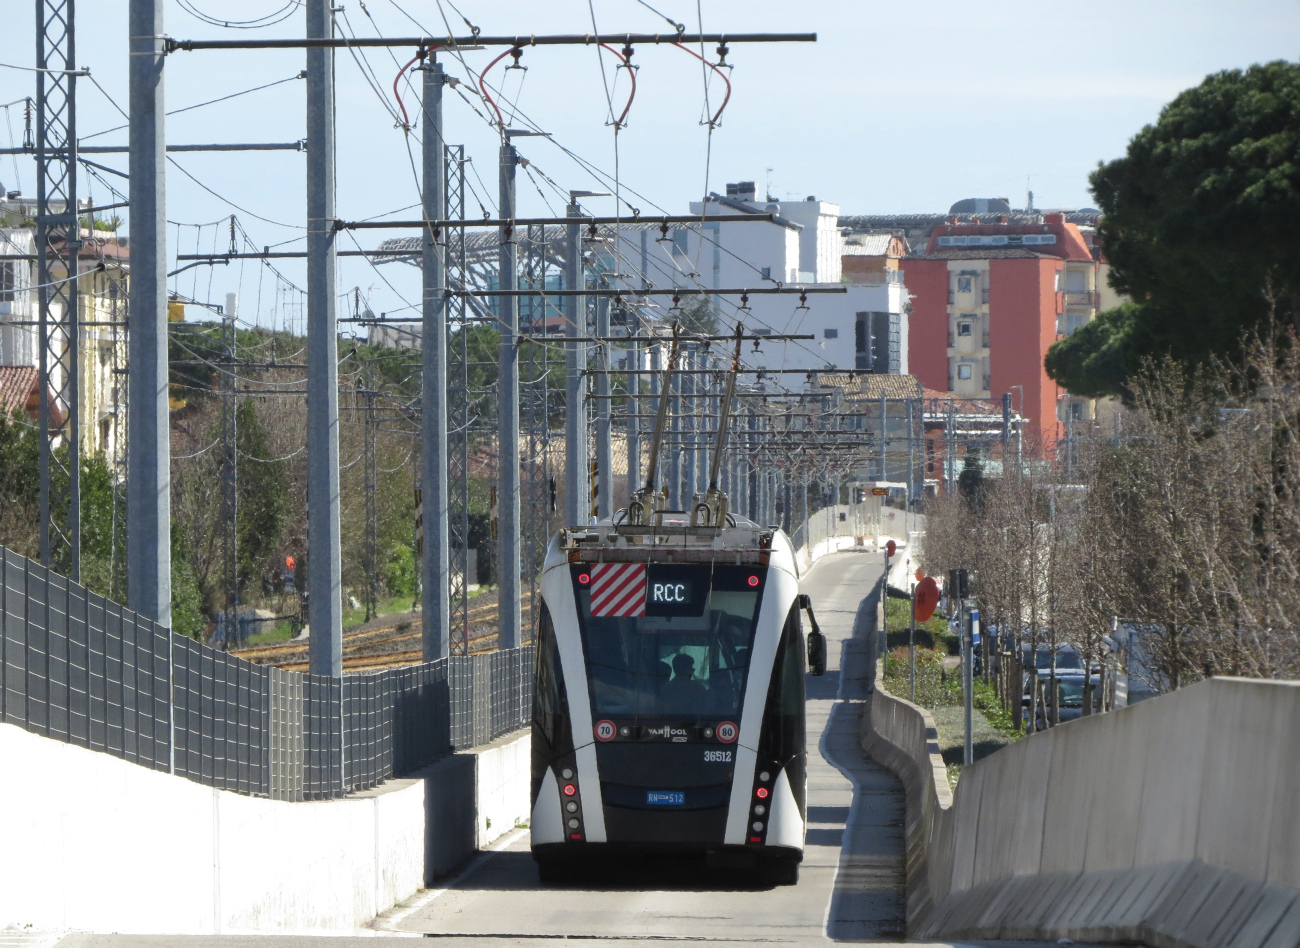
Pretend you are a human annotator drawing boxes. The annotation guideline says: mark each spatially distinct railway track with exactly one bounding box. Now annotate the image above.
[232,589,533,671]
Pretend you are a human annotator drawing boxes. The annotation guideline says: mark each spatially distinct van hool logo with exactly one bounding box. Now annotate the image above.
[643,726,689,739]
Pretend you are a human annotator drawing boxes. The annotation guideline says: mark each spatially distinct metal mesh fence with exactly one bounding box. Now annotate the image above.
[0,546,533,800]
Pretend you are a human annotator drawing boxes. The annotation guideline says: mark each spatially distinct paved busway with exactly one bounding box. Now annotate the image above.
[369,551,906,944]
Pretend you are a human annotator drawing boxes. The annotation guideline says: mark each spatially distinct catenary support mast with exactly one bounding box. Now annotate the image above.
[421,56,450,661]
[127,0,171,623]
[497,139,521,649]
[306,0,342,676]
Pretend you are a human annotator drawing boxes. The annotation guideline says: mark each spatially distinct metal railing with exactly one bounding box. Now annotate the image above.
[0,545,533,800]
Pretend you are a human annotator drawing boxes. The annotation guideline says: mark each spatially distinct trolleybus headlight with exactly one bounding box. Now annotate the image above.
[568,818,581,829]
[755,786,769,799]
[561,768,574,779]
[752,822,764,832]
[563,784,577,797]
[758,771,770,781]
[578,572,591,585]
[565,801,579,813]
[754,804,765,815]
[747,575,759,587]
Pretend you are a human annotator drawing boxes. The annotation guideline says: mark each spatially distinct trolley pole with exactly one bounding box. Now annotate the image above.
[594,291,612,521]
[497,140,521,650]
[127,0,172,625]
[420,56,450,660]
[626,307,640,502]
[564,198,588,524]
[306,0,343,676]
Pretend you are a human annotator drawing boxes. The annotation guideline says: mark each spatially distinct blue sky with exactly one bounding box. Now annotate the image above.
[3,0,1298,327]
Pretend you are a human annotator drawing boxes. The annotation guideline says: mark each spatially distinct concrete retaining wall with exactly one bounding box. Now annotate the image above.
[0,720,530,934]
[861,677,1300,948]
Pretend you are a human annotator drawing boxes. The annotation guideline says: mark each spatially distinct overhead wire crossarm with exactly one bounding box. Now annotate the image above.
[335,213,784,230]
[455,286,848,298]
[165,33,818,52]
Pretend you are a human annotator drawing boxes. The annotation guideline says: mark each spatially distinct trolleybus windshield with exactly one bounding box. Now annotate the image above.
[571,563,766,725]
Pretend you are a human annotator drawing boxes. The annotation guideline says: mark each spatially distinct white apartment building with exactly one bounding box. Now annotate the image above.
[603,181,909,375]
[0,195,128,459]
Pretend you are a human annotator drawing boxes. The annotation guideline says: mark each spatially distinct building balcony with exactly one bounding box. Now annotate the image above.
[1064,291,1097,308]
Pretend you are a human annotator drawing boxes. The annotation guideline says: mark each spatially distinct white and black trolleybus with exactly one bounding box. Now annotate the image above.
[529,326,827,885]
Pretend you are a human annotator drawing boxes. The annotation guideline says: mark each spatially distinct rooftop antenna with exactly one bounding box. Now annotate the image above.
[691,322,745,527]
[626,322,681,525]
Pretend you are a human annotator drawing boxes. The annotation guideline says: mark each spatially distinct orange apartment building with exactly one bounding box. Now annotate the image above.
[899,212,1100,453]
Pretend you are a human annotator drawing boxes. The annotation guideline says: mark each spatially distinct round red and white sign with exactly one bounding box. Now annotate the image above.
[716,721,738,743]
[594,719,617,742]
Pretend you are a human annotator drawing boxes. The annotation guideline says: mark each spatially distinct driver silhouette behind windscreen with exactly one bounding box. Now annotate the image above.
[660,652,707,710]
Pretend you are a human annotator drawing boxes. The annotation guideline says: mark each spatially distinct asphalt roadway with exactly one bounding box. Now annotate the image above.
[370,549,906,944]
[50,552,1126,948]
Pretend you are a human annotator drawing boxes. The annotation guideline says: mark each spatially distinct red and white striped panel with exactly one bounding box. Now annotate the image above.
[588,563,647,617]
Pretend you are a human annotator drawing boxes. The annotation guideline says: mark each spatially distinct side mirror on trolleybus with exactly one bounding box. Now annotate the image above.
[799,593,827,677]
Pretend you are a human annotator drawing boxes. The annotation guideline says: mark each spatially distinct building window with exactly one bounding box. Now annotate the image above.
[957,276,973,294]
[957,321,972,337]
[0,262,14,303]
[957,364,972,380]
[823,328,838,339]
[671,229,689,256]
[1061,313,1087,335]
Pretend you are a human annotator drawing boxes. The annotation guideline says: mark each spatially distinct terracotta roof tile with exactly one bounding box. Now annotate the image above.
[0,365,39,420]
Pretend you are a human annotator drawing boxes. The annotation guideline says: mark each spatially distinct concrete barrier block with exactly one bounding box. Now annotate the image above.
[1041,714,1113,875]
[1112,861,1194,928]
[1196,681,1287,882]
[1134,689,1211,868]
[1261,683,1300,891]
[1260,895,1300,948]
[471,731,531,848]
[1192,875,1269,948]
[1005,728,1054,876]
[947,756,988,892]
[966,734,1028,888]
[1145,859,1234,947]
[1084,706,1144,872]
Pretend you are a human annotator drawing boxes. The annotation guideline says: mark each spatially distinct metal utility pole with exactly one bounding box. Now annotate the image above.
[220,294,238,644]
[306,0,342,676]
[908,580,917,703]
[420,56,450,661]
[497,139,521,650]
[444,144,470,654]
[594,291,611,521]
[963,606,974,764]
[563,195,589,524]
[907,399,915,511]
[126,0,171,621]
[36,0,80,580]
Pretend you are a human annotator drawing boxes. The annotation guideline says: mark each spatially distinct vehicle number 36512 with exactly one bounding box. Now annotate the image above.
[703,750,733,763]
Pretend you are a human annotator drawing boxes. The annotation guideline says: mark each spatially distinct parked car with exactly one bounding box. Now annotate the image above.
[1028,672,1102,730]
